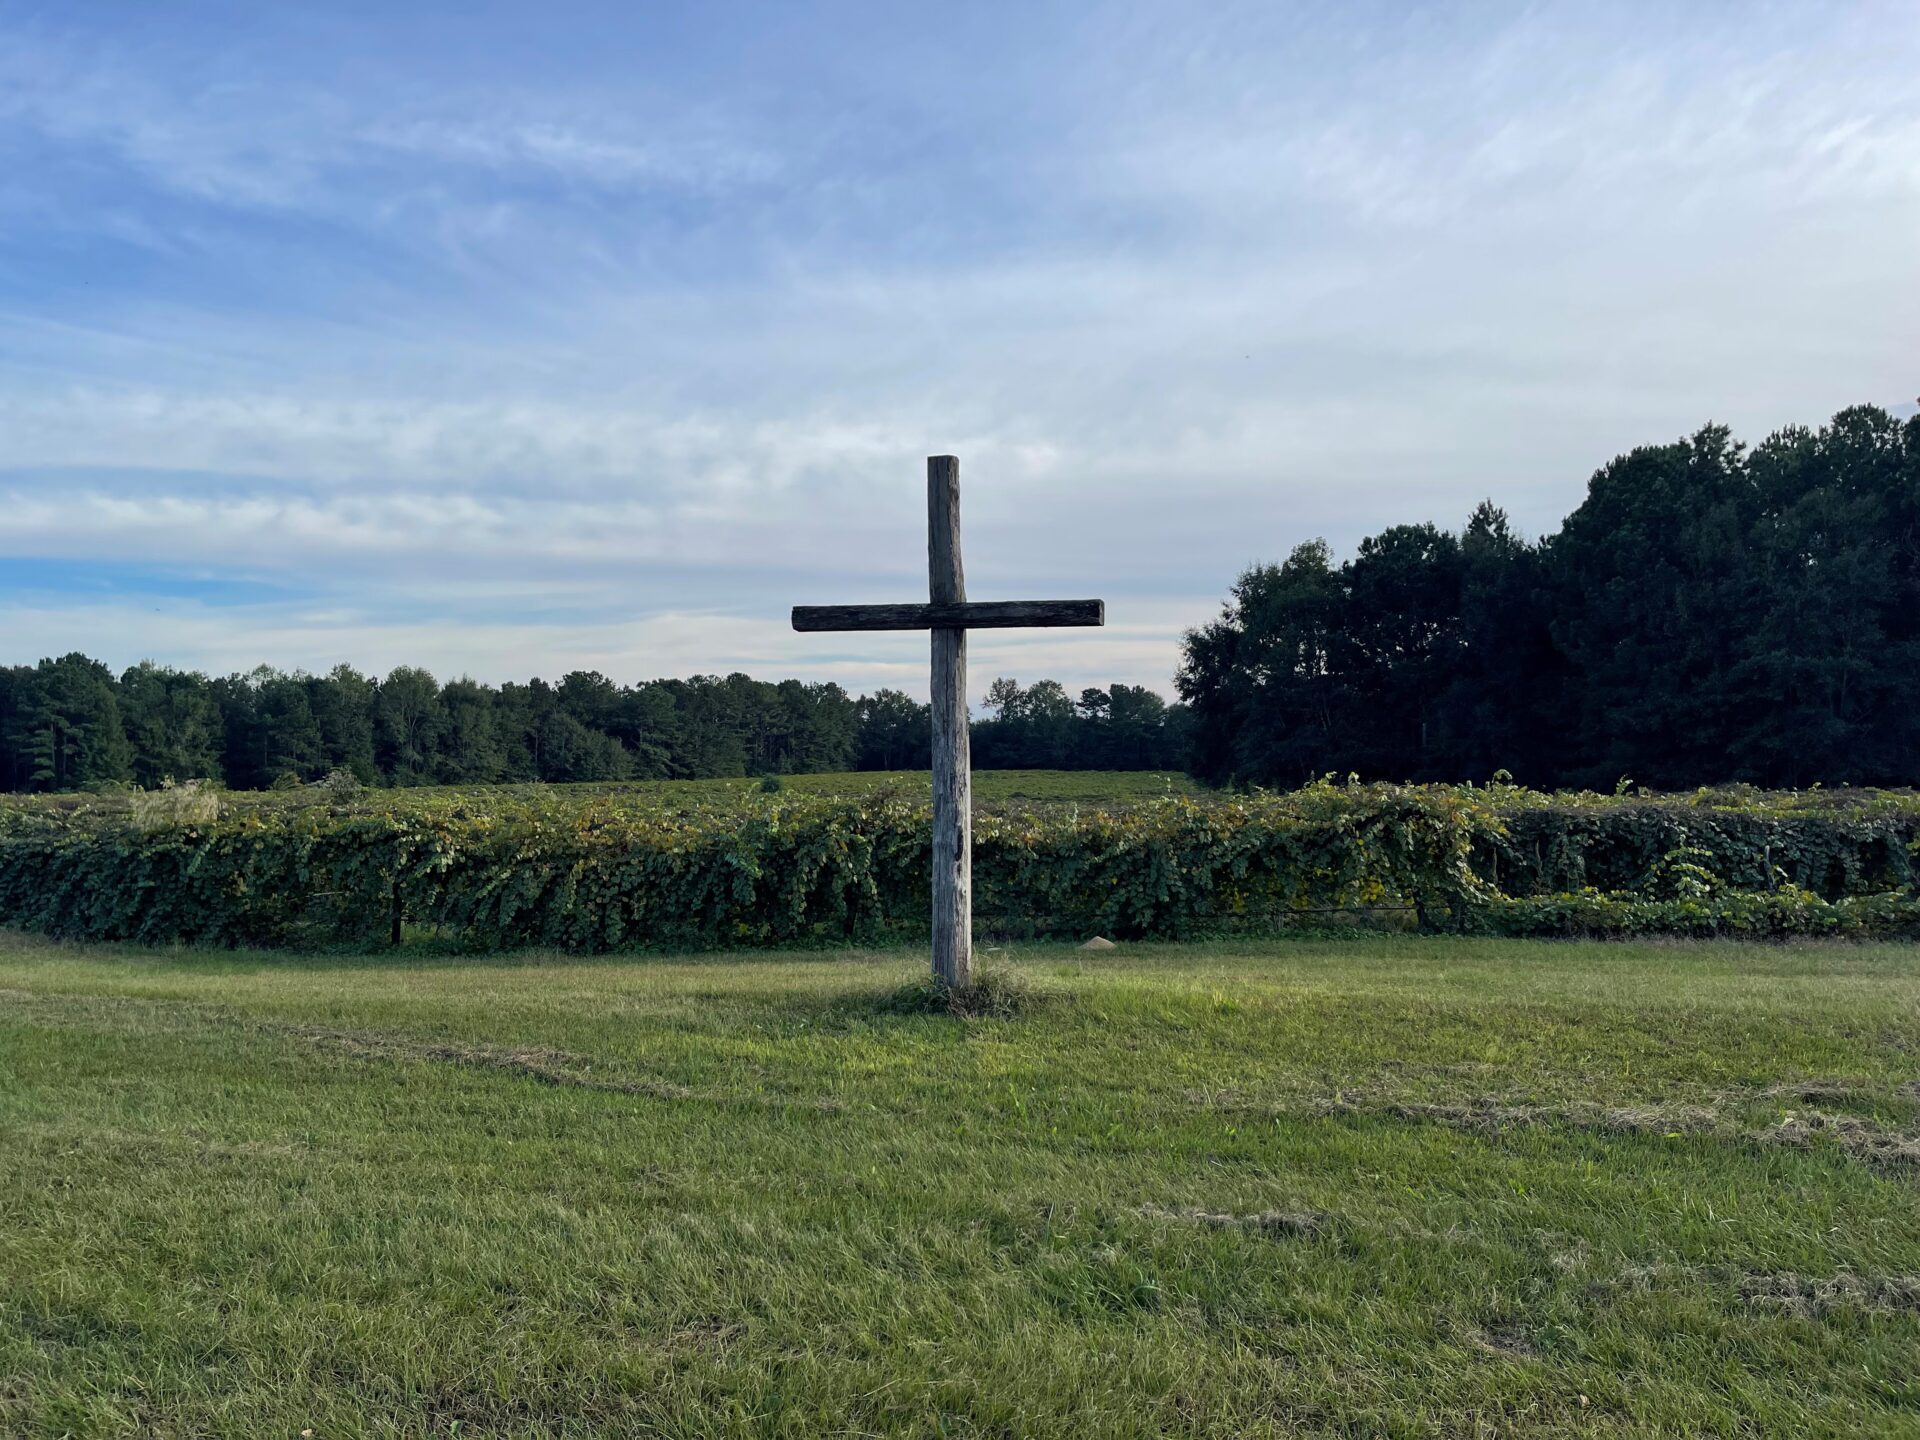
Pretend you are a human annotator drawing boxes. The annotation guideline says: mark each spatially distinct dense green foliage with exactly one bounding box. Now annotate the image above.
[1181,404,1920,789]
[5,935,1918,1437]
[3,777,1914,949]
[0,659,1189,793]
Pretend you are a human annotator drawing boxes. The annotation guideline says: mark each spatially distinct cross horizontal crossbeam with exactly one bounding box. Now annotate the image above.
[791,599,1104,632]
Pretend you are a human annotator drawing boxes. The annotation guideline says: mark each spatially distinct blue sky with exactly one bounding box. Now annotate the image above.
[2,1,1916,697]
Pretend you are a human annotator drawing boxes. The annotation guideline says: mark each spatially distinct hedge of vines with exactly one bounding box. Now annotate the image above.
[1,780,1915,950]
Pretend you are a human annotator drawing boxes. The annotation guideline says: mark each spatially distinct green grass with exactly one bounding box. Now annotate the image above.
[2,933,1917,1438]
[674,768,1199,804]
[341,768,1197,807]
[0,769,1199,820]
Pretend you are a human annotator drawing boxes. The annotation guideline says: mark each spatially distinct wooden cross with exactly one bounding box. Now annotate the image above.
[793,456,1105,988]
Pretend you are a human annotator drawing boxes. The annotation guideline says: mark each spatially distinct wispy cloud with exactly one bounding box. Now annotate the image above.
[361,117,782,193]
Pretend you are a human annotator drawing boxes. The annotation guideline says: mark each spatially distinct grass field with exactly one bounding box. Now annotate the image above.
[0,769,1200,822]
[602,769,1201,805]
[344,768,1201,808]
[2,934,1918,1438]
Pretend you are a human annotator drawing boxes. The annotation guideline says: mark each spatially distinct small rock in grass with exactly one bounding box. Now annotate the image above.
[1080,936,1117,951]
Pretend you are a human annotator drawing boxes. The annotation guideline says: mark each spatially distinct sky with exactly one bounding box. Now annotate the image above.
[1,1,1917,700]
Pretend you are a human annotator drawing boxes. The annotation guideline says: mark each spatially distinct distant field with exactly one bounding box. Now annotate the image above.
[2,933,1916,1437]
[516,767,1202,806]
[0,768,1199,818]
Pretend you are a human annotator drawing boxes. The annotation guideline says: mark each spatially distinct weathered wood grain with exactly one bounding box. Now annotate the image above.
[927,456,971,990]
[790,599,1104,632]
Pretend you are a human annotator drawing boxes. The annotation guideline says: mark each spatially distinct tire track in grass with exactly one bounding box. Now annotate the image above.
[0,988,842,1112]
[1187,1085,1920,1174]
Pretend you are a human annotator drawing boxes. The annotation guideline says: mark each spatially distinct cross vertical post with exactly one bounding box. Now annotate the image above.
[927,456,970,988]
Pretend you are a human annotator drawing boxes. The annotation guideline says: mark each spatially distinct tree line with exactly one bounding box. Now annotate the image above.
[1179,404,1920,790]
[0,659,1191,793]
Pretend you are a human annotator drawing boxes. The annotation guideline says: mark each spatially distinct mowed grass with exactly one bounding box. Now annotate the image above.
[641,768,1200,805]
[2,934,1917,1438]
[297,768,1197,808]
[0,769,1198,819]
